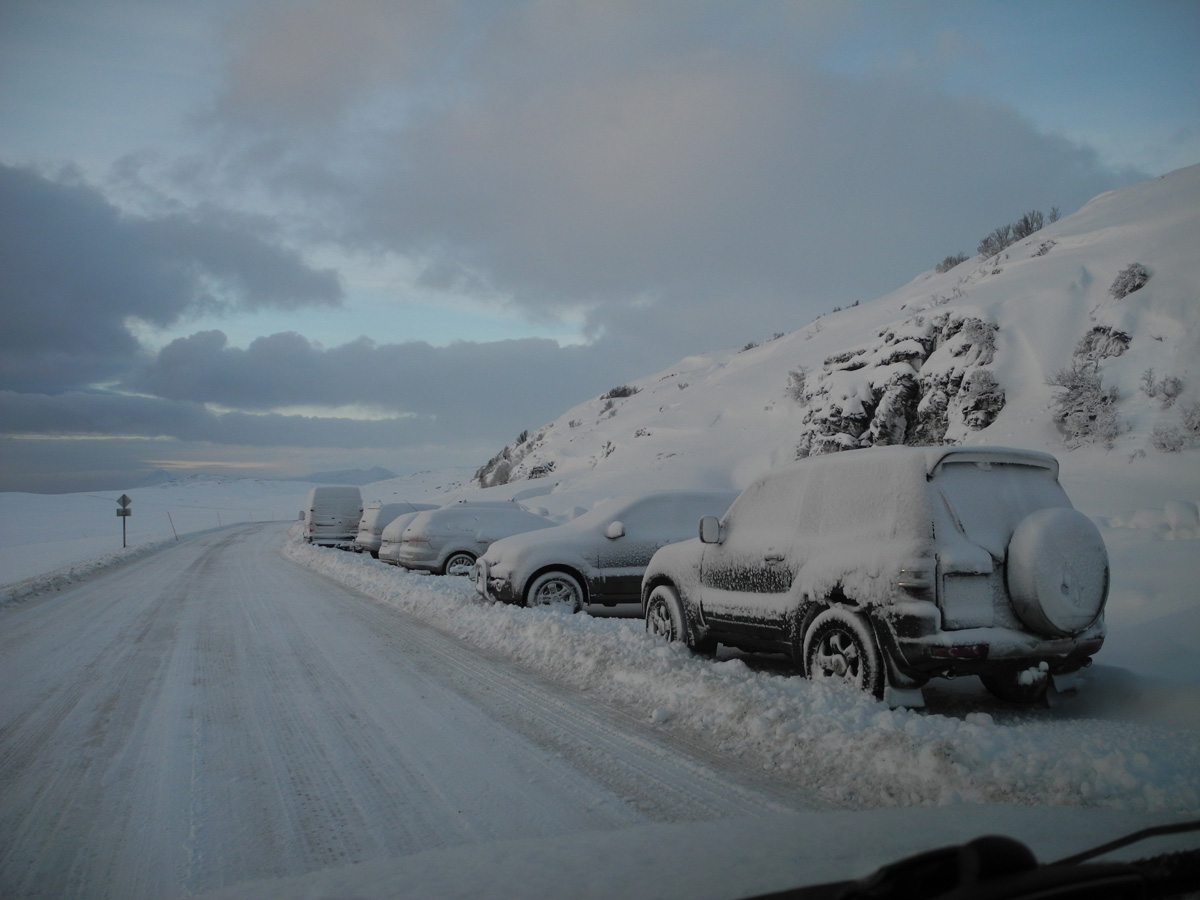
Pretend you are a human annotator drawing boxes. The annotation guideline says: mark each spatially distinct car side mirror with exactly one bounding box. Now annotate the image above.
[605,521,625,539]
[699,516,721,544]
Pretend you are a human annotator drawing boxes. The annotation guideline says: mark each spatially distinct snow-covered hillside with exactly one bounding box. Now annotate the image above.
[5,167,1198,601]
[470,165,1200,518]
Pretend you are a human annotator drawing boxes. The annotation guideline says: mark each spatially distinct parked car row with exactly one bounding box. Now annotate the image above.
[307,445,1110,707]
[355,501,438,556]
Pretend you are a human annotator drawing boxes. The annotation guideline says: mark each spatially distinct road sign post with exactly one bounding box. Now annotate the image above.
[116,494,132,548]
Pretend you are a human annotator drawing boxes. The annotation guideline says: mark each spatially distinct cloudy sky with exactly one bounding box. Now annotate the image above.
[1,0,1196,493]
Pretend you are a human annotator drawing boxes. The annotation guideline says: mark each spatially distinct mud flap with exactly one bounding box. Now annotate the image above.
[1045,670,1084,707]
[885,685,925,709]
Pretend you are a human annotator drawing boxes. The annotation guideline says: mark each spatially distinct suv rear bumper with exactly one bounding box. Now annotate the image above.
[883,604,1105,678]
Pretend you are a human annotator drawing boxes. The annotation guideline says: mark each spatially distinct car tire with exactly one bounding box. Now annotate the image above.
[525,571,584,612]
[441,551,477,576]
[645,585,687,643]
[1006,508,1108,636]
[802,607,885,699]
[645,584,714,654]
[981,670,1050,705]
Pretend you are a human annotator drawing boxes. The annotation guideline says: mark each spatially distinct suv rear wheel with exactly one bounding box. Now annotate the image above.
[646,585,687,642]
[803,608,885,699]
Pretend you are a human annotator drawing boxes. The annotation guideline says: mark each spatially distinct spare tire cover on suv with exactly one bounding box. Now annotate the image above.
[1006,507,1108,636]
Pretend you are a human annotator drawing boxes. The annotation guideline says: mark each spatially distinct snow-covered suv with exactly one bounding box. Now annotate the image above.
[641,446,1108,706]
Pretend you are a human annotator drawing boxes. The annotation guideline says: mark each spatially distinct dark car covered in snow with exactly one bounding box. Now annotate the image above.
[475,490,738,611]
[641,446,1108,706]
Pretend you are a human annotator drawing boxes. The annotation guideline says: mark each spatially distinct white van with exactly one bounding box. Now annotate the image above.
[304,486,363,547]
[354,501,438,556]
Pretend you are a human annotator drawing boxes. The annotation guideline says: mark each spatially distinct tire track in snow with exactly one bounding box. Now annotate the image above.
[1,523,815,900]
[319,567,820,821]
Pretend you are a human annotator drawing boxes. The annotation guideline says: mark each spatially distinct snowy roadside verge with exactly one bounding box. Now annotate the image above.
[283,529,1199,814]
[1,535,181,606]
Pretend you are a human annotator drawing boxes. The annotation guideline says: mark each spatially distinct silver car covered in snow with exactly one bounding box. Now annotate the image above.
[394,501,556,576]
[353,501,437,556]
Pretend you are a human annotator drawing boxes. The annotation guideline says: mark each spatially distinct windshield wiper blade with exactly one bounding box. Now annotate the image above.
[741,819,1200,900]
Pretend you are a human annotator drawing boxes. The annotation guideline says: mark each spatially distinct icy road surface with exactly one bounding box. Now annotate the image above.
[0,524,810,899]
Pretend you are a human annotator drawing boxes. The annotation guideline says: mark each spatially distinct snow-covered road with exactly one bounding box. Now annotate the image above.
[0,524,809,899]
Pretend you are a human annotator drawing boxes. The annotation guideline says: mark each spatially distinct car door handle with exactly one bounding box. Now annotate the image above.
[764,554,785,564]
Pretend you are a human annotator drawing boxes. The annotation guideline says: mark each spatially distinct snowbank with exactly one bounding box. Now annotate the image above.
[282,526,1200,815]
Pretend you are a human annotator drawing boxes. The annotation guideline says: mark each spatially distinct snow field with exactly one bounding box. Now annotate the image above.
[283,526,1200,815]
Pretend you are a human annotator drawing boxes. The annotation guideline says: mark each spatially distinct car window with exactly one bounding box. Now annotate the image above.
[934,461,1070,557]
[723,476,804,538]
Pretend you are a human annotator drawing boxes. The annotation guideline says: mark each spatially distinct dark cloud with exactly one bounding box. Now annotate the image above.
[5,2,1181,492]
[204,2,1142,362]
[121,328,628,425]
[0,323,630,489]
[0,163,342,393]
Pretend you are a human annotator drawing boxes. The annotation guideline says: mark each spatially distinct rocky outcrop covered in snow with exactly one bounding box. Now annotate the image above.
[795,313,1004,457]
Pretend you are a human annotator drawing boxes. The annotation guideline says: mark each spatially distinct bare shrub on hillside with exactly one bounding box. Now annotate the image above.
[1151,426,1185,453]
[977,209,1047,258]
[601,385,640,400]
[936,253,969,273]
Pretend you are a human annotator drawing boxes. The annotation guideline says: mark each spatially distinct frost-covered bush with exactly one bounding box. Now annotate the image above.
[1151,426,1185,453]
[1011,209,1044,241]
[977,209,1046,258]
[476,454,512,487]
[1182,402,1200,435]
[527,461,556,478]
[1046,363,1122,448]
[1109,263,1150,299]
[786,367,807,403]
[954,369,1006,429]
[1141,369,1185,408]
[936,253,969,273]
[1075,326,1130,361]
[977,224,1012,258]
[475,427,552,486]
[601,385,640,400]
